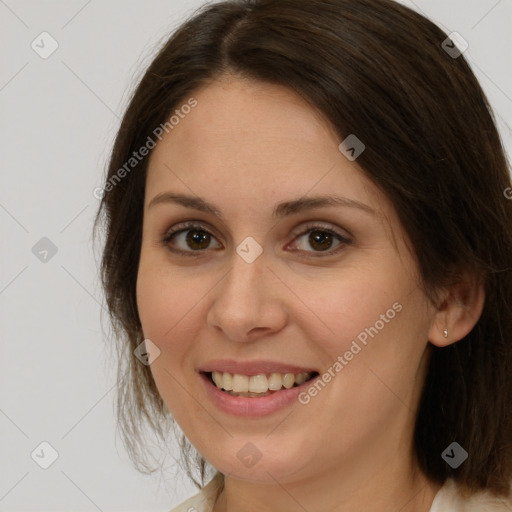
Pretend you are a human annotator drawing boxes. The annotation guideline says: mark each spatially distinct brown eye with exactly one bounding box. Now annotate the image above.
[163,223,222,253]
[308,230,335,251]
[288,223,352,257]
[185,229,212,250]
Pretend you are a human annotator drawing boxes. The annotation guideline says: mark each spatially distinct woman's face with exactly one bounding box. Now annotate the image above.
[136,76,438,484]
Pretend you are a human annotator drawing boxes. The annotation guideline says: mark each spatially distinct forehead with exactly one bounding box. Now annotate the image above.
[147,78,371,196]
[153,78,340,174]
[143,77,403,244]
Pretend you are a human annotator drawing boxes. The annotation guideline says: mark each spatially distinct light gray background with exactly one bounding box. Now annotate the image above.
[1,1,511,511]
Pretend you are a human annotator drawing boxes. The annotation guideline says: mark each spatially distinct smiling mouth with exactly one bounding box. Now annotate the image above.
[204,370,319,397]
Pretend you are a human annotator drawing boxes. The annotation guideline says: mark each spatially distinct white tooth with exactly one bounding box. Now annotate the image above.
[232,374,249,392]
[222,372,233,391]
[295,372,308,385]
[282,373,295,389]
[268,373,283,390]
[249,374,268,393]
[214,371,311,393]
[212,371,223,387]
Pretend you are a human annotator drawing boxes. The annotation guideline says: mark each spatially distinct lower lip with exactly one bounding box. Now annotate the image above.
[199,372,319,417]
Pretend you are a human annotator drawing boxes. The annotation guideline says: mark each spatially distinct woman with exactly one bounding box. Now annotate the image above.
[94,0,512,510]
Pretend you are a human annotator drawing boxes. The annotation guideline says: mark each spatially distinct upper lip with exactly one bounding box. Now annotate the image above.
[198,359,318,376]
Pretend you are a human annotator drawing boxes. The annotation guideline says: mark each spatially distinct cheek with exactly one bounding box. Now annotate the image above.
[304,274,430,413]
[135,256,214,395]
[295,260,429,412]
[297,264,405,359]
[136,262,203,419]
[136,256,201,341]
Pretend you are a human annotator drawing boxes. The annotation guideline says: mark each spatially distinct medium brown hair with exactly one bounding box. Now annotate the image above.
[94,0,512,497]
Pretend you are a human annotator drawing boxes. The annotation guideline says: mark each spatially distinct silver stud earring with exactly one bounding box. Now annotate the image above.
[443,329,448,338]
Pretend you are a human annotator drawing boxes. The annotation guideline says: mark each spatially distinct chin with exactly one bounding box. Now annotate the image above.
[209,443,312,485]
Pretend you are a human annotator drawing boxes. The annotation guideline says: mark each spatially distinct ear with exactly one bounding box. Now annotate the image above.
[428,273,485,347]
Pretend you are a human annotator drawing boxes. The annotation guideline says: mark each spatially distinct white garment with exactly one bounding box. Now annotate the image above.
[169,472,223,512]
[169,472,512,512]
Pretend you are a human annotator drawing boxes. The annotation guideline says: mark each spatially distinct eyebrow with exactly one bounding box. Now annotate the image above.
[147,192,376,219]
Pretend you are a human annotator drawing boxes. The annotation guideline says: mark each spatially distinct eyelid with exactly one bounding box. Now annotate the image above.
[289,220,352,240]
[162,220,223,251]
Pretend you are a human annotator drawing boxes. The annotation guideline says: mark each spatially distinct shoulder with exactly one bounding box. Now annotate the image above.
[168,472,224,512]
[430,478,512,512]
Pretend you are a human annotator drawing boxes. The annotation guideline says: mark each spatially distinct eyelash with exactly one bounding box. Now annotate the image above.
[161,221,352,258]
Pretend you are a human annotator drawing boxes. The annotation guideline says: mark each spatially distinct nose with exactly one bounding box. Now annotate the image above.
[206,251,288,343]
